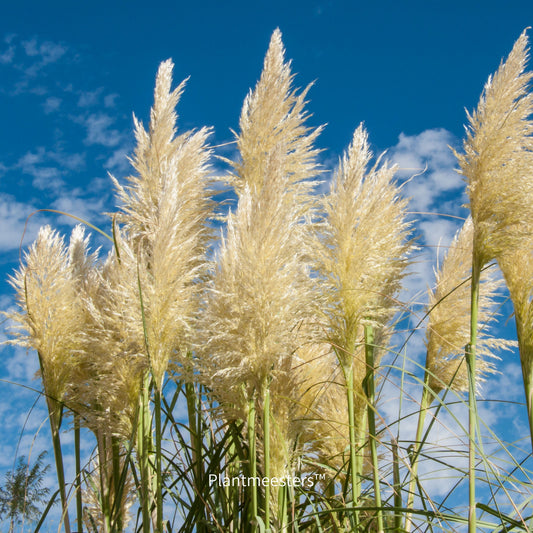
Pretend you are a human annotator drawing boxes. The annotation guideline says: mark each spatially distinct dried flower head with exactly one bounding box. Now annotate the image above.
[68,243,146,439]
[112,59,213,389]
[426,218,515,394]
[229,28,322,204]
[314,124,411,369]
[499,239,533,435]
[7,226,86,405]
[199,29,320,410]
[456,30,533,266]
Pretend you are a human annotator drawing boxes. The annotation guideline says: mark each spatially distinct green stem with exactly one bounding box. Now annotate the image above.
[263,385,271,529]
[364,324,383,533]
[391,439,402,532]
[248,394,257,532]
[277,483,288,533]
[154,386,163,533]
[467,254,481,533]
[185,381,204,496]
[404,375,431,532]
[49,403,71,533]
[137,371,153,533]
[74,415,83,533]
[344,363,360,529]
[38,353,71,533]
[111,436,123,533]
[96,431,112,533]
[515,321,533,449]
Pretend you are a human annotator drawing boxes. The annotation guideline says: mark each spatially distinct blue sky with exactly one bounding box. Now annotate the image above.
[1,0,533,529]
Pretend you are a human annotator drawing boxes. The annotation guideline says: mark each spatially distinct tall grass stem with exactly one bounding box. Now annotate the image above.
[364,324,384,533]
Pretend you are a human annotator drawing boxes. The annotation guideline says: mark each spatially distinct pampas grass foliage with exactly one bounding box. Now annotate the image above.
[4,28,533,533]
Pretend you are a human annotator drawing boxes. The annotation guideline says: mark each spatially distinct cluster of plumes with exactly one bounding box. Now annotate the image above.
[9,25,533,531]
[457,31,533,420]
[5,58,213,529]
[198,30,322,484]
[112,59,213,389]
[425,217,515,394]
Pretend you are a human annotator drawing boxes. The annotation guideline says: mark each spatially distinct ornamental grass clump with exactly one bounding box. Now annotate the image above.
[5,26,533,533]
[111,58,214,532]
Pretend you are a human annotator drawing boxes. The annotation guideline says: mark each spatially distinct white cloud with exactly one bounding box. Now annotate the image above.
[104,93,119,108]
[83,112,123,147]
[387,128,470,312]
[21,38,67,76]
[16,147,86,191]
[0,193,42,251]
[49,150,85,172]
[0,44,14,64]
[77,88,103,108]
[2,344,40,385]
[51,182,111,228]
[17,147,64,191]
[43,95,61,114]
[391,128,464,214]
[105,144,133,173]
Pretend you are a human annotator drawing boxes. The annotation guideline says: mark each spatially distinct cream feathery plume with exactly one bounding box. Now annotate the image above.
[296,344,353,472]
[314,124,411,368]
[425,217,514,394]
[6,226,85,405]
[199,28,320,410]
[310,126,410,522]
[111,59,213,389]
[229,28,322,204]
[200,153,315,415]
[499,241,533,441]
[456,30,533,267]
[82,447,135,532]
[69,243,146,439]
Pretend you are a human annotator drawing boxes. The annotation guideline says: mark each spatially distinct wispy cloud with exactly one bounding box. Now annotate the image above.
[0,193,43,251]
[77,87,104,108]
[81,112,124,147]
[43,95,61,114]
[51,182,111,228]
[0,45,14,65]
[105,144,134,174]
[391,128,464,214]
[16,147,87,192]
[21,37,67,76]
[388,128,469,309]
